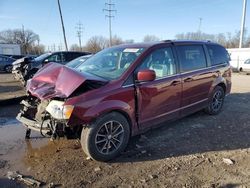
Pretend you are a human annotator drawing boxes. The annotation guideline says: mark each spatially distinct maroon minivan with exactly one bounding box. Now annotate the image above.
[17,40,231,161]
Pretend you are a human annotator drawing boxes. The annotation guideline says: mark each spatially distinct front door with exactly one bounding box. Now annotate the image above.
[136,46,182,129]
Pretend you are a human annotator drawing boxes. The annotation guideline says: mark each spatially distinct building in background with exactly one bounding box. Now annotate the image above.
[0,44,21,55]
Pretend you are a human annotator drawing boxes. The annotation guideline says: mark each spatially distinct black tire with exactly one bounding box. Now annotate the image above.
[81,112,130,161]
[205,86,225,115]
[4,65,13,73]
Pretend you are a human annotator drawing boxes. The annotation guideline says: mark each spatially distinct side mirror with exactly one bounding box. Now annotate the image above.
[137,69,156,82]
[43,59,49,65]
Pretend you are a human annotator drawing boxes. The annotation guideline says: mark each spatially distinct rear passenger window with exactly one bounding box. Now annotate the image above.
[176,45,207,72]
[207,44,229,66]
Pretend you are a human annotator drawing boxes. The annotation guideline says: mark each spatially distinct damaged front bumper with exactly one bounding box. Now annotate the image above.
[17,112,50,135]
[17,98,80,139]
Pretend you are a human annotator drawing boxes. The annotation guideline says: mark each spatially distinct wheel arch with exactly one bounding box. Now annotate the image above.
[105,109,133,136]
[88,109,134,137]
[70,100,138,136]
[217,82,226,93]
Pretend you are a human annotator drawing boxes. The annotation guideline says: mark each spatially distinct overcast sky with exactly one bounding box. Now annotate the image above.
[0,0,249,50]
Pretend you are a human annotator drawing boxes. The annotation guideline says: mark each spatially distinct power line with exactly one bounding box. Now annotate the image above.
[57,0,68,51]
[103,0,117,47]
[239,0,247,48]
[76,21,84,50]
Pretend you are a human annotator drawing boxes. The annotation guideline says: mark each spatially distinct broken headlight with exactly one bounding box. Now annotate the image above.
[46,100,74,120]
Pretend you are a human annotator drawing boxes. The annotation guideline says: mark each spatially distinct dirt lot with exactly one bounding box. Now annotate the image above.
[0,73,25,101]
[0,73,250,188]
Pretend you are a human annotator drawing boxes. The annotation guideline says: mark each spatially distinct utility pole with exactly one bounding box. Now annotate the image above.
[198,17,202,32]
[197,17,203,40]
[76,21,84,51]
[103,0,116,47]
[21,25,26,54]
[57,0,68,51]
[239,0,247,48]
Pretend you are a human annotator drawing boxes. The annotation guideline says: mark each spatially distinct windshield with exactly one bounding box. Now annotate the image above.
[66,55,92,68]
[76,47,145,80]
[34,53,51,62]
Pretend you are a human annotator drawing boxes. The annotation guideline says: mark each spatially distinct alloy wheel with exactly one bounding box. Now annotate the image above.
[211,90,223,112]
[95,120,124,155]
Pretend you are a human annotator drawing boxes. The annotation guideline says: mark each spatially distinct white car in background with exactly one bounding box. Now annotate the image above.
[239,59,250,73]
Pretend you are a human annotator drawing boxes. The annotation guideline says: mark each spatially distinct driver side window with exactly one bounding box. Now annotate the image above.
[139,47,176,78]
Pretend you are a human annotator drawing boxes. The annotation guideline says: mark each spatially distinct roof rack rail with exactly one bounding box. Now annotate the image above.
[162,40,172,43]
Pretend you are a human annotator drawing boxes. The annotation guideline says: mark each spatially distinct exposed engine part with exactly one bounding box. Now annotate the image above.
[35,100,49,122]
[17,97,79,140]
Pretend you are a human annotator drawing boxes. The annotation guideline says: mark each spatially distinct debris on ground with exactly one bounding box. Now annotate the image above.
[94,167,101,172]
[222,158,235,165]
[0,160,7,168]
[148,174,158,179]
[139,135,148,142]
[7,171,42,187]
[86,156,92,160]
[135,144,143,149]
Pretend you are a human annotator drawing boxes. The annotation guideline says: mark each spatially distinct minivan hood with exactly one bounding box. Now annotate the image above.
[26,63,107,100]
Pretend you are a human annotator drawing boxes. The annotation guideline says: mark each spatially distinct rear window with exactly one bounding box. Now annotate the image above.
[176,45,207,72]
[207,44,229,66]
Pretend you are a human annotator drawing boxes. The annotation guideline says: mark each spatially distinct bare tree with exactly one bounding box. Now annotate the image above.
[70,44,82,51]
[124,39,134,44]
[111,35,123,46]
[84,36,109,53]
[0,29,40,54]
[143,35,160,42]
[31,44,45,54]
[175,31,250,48]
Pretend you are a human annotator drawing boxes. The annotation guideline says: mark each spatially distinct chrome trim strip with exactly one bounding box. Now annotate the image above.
[180,63,228,75]
[122,84,134,88]
[154,74,180,81]
[180,98,208,110]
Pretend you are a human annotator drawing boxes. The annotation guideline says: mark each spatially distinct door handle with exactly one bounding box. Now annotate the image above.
[184,77,193,82]
[171,80,181,86]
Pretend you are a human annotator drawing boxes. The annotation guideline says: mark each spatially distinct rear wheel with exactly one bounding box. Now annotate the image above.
[81,112,130,161]
[205,86,225,115]
[4,65,13,73]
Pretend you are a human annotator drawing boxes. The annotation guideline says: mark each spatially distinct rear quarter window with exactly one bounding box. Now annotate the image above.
[207,44,229,66]
[176,45,207,72]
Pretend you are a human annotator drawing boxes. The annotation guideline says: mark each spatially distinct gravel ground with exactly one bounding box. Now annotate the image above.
[0,73,249,188]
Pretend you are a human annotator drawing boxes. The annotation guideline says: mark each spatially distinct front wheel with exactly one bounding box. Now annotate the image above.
[205,86,225,115]
[81,112,130,161]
